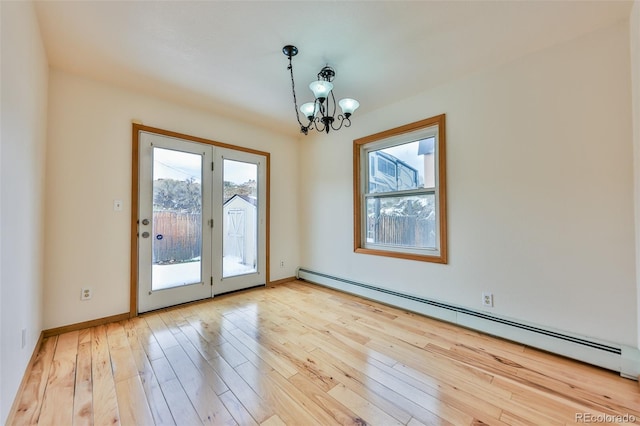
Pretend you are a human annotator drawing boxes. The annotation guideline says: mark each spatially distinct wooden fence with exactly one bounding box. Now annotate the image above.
[371,214,435,248]
[153,211,202,263]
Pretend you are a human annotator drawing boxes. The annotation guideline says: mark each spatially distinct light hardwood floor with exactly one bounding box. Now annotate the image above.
[8,280,640,425]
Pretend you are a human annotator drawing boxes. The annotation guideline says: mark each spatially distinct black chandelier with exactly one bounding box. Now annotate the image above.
[283,45,359,135]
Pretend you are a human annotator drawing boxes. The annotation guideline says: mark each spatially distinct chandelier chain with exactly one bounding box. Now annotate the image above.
[287,57,308,134]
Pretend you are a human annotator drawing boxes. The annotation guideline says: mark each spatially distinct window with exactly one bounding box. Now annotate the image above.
[354,114,447,263]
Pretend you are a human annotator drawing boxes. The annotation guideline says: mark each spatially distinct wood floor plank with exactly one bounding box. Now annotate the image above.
[215,341,249,368]
[163,345,236,425]
[203,351,275,423]
[105,322,157,423]
[145,315,180,350]
[91,325,121,426]
[173,332,229,395]
[114,376,155,426]
[122,320,175,425]
[327,382,403,426]
[223,311,329,382]
[159,309,189,334]
[219,390,259,426]
[183,317,227,347]
[406,417,428,426]
[315,340,473,425]
[105,322,139,383]
[8,280,640,425]
[392,345,500,394]
[432,342,640,418]
[266,367,360,425]
[272,340,337,392]
[309,347,429,425]
[228,327,298,378]
[286,372,369,425]
[368,357,508,425]
[177,320,233,364]
[260,414,286,426]
[266,317,318,352]
[177,320,223,356]
[38,331,79,426]
[221,329,284,374]
[73,329,93,426]
[155,378,202,426]
[9,336,57,425]
[131,318,166,361]
[322,319,398,367]
[392,361,512,414]
[519,345,640,410]
[149,354,201,425]
[235,361,336,425]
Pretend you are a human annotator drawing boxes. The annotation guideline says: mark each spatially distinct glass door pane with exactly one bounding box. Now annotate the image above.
[152,147,203,290]
[222,159,258,278]
[138,131,213,314]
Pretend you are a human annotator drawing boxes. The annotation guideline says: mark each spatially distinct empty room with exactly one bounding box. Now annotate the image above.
[2,0,640,424]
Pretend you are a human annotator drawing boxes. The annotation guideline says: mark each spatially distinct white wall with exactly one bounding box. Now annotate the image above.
[631,0,640,349]
[299,21,637,347]
[44,70,300,329]
[0,1,49,422]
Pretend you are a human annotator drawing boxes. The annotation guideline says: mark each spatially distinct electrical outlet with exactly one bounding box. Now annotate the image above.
[81,288,92,301]
[482,292,494,307]
[113,199,123,211]
[279,260,284,268]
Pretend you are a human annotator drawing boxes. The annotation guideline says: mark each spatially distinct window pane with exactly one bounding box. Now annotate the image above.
[418,136,436,188]
[368,138,435,193]
[223,159,258,278]
[152,148,203,290]
[366,194,436,249]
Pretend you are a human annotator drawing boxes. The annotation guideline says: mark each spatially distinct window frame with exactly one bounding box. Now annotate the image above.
[353,114,447,263]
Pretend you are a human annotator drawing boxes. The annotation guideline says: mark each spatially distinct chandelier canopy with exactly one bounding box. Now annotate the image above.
[283,45,359,135]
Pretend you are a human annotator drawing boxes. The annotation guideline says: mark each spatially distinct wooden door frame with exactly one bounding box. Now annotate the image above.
[130,124,271,317]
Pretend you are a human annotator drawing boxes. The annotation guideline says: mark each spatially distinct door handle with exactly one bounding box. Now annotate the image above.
[142,219,150,225]
[141,231,150,238]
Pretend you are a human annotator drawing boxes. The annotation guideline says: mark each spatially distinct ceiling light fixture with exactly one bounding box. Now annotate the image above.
[283,45,359,135]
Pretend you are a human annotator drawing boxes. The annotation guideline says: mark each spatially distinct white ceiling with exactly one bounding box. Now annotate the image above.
[34,1,632,137]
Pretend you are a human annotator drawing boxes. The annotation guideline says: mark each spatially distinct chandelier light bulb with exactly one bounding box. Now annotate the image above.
[338,98,360,117]
[309,80,333,102]
[300,102,318,120]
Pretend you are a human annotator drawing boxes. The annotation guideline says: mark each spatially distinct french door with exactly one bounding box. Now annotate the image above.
[137,130,266,313]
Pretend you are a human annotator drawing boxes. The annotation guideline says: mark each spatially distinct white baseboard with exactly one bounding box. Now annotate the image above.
[297,267,639,380]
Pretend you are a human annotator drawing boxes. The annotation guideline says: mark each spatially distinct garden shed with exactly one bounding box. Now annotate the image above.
[223,194,257,272]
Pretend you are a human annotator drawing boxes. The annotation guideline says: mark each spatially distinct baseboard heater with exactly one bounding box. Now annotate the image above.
[297,268,639,380]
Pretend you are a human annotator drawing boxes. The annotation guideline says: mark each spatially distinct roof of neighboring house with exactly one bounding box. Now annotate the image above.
[224,194,257,207]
